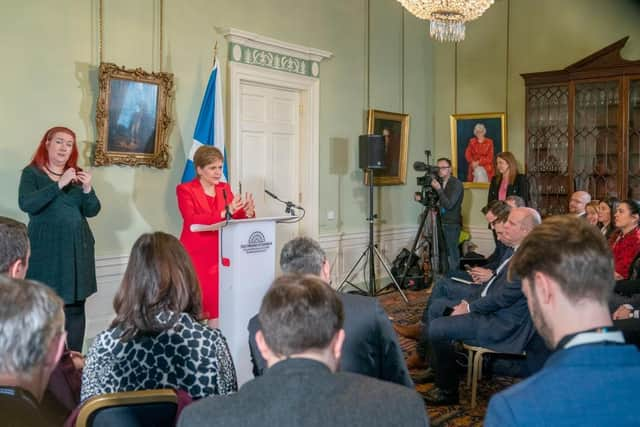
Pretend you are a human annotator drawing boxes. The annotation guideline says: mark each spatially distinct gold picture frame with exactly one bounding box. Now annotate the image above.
[94,62,174,168]
[450,112,507,189]
[366,109,410,186]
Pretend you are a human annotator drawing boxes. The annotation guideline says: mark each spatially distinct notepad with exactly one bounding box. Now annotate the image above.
[451,276,474,285]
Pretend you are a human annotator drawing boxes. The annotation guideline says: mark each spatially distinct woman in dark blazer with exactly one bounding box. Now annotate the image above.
[488,151,529,206]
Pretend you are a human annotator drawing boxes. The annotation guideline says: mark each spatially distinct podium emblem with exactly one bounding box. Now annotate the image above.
[241,231,273,254]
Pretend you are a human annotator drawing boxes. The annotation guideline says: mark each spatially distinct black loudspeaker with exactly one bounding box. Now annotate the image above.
[358,134,385,170]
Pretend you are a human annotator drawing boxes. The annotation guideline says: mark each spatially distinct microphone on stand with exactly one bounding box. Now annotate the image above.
[264,189,303,216]
[222,188,232,223]
[264,189,279,200]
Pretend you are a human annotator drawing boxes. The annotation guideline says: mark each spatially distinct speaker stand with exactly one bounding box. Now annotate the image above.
[337,169,408,303]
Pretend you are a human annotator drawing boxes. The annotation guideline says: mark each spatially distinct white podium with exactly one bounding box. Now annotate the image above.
[192,216,292,386]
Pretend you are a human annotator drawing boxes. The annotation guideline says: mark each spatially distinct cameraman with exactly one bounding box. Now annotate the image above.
[431,157,463,272]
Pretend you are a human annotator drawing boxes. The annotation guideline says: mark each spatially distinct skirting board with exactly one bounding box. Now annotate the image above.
[84,226,494,349]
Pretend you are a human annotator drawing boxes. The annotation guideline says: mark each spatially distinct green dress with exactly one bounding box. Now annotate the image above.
[18,165,101,304]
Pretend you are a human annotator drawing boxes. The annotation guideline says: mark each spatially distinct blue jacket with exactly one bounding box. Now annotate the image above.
[485,343,640,426]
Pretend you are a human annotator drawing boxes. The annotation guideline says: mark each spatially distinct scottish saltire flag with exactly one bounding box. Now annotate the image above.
[181,58,227,182]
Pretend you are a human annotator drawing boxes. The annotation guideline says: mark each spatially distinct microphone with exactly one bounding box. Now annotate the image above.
[264,189,278,200]
[222,188,232,222]
[265,189,303,216]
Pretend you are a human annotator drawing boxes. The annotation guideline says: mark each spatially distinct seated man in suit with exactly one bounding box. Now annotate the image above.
[485,216,640,426]
[395,201,512,369]
[247,237,413,388]
[179,275,429,427]
[423,207,540,405]
[0,276,67,427]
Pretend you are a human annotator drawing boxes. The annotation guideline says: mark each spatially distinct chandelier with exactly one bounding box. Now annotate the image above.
[397,0,495,42]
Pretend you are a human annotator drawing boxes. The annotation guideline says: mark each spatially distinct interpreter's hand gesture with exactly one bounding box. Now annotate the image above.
[76,170,93,193]
[58,168,77,189]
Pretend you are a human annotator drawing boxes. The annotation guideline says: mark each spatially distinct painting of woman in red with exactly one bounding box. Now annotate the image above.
[465,123,494,183]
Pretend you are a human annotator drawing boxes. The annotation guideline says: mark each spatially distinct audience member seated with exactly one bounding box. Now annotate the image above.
[423,208,540,405]
[585,200,600,226]
[598,196,619,240]
[81,232,237,401]
[610,200,640,280]
[485,216,640,426]
[0,276,67,427]
[505,195,525,208]
[247,237,413,388]
[396,201,511,370]
[569,190,591,218]
[0,216,83,423]
[179,275,429,427]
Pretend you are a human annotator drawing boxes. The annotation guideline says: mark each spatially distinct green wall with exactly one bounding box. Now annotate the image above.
[0,0,435,256]
[434,0,640,228]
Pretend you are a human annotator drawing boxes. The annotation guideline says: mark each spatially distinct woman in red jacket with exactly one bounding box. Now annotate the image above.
[176,146,255,326]
[611,199,640,280]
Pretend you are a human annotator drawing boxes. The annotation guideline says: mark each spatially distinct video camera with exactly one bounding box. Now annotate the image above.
[413,150,442,208]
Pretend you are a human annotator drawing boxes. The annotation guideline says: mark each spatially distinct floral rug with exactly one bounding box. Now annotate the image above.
[377,286,519,427]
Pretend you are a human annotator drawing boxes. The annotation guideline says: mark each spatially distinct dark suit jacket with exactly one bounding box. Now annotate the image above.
[485,343,640,426]
[178,358,429,427]
[488,173,529,206]
[248,292,413,388]
[464,257,534,354]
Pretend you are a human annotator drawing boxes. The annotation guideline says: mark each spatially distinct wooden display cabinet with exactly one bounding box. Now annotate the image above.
[522,37,640,215]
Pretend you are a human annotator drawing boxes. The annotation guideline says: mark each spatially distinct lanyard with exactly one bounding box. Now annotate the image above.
[557,328,625,350]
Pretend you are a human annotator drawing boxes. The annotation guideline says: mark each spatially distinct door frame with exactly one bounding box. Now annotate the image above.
[229,61,319,238]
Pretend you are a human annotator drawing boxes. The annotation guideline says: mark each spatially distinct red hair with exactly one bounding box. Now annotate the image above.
[29,126,81,171]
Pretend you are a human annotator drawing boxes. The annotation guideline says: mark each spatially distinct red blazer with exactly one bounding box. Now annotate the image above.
[176,179,246,255]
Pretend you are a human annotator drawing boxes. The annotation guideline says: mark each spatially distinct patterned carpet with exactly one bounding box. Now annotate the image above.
[377,286,518,427]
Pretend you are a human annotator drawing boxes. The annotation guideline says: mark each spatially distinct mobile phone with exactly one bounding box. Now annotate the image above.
[443,306,454,316]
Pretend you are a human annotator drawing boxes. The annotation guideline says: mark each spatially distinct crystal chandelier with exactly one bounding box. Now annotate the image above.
[397,0,495,42]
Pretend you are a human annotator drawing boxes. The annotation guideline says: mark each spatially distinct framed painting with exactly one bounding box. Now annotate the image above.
[366,109,410,186]
[94,62,174,168]
[450,112,506,189]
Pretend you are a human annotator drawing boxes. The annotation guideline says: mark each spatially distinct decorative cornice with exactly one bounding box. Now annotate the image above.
[220,27,332,78]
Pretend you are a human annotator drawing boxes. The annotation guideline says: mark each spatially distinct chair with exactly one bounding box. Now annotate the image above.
[75,389,178,427]
[462,343,525,408]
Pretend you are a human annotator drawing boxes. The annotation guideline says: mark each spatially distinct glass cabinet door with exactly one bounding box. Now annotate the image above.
[628,79,640,202]
[573,80,620,200]
[526,85,569,216]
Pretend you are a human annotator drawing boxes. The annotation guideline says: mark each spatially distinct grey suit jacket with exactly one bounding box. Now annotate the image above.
[178,358,429,427]
[247,292,413,388]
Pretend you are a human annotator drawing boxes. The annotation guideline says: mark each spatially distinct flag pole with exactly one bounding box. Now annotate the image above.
[212,41,218,68]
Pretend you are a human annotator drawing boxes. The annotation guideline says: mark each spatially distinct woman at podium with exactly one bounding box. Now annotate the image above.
[177,146,255,327]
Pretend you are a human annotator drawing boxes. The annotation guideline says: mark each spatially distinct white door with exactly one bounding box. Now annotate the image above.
[236,82,301,272]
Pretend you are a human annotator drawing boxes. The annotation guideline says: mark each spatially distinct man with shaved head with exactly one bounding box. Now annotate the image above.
[423,207,541,405]
[569,191,591,218]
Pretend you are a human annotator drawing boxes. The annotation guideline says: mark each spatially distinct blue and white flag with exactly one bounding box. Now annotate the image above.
[181,58,227,182]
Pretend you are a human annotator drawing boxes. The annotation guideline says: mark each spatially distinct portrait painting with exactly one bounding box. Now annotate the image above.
[450,112,506,189]
[366,109,410,186]
[95,63,174,168]
[107,79,158,154]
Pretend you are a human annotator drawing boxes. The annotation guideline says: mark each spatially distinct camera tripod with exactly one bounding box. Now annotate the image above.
[398,203,444,289]
[337,169,408,303]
